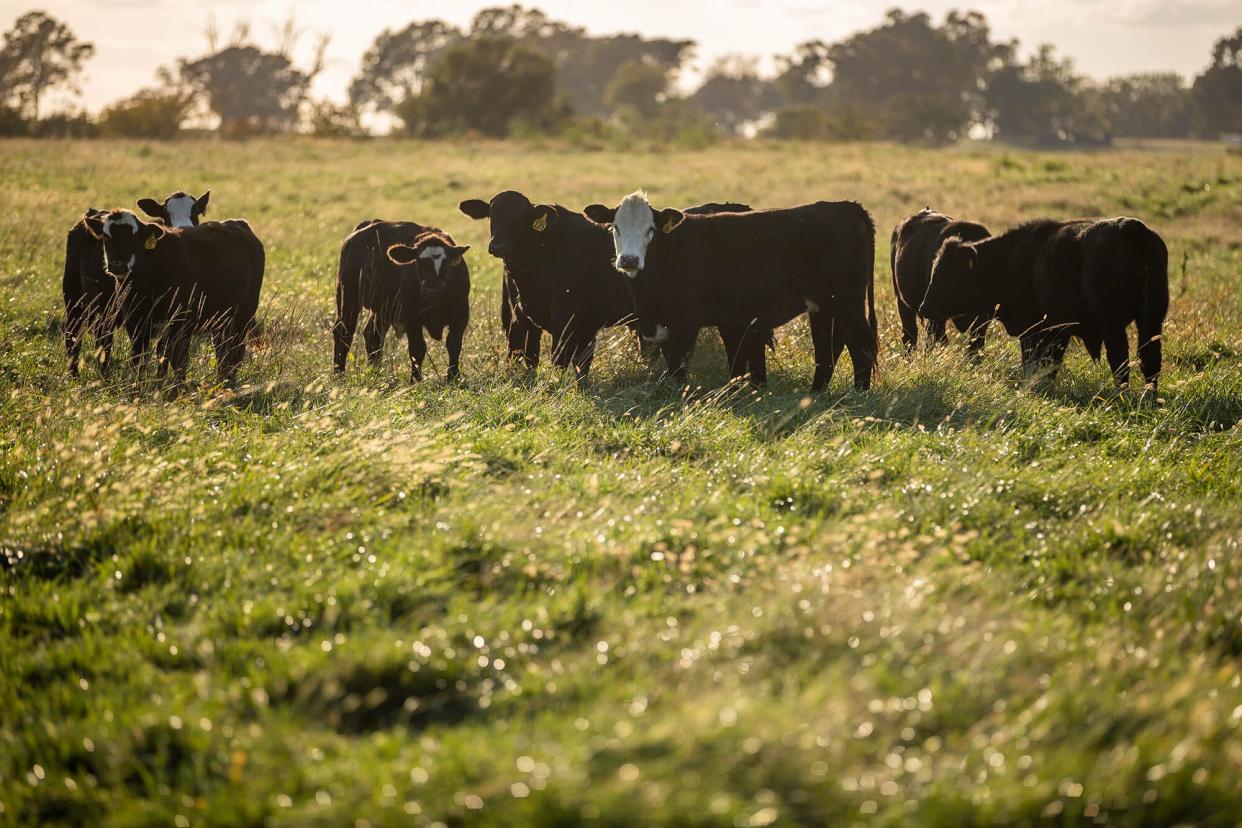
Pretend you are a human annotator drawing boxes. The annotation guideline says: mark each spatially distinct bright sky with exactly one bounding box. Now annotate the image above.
[2,0,1237,113]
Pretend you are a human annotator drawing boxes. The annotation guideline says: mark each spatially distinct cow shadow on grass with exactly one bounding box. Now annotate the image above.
[585,332,1242,440]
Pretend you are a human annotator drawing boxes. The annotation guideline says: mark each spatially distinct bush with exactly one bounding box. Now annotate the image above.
[99,90,188,139]
[768,106,828,140]
[0,105,27,136]
[28,113,98,138]
[307,100,364,138]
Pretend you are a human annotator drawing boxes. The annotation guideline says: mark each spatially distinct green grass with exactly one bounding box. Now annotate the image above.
[1,137,1240,826]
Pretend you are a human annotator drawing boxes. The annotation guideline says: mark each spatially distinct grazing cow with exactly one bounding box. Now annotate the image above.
[333,219,470,382]
[458,192,769,383]
[81,209,265,384]
[584,192,877,391]
[920,217,1168,389]
[890,208,991,354]
[64,192,209,375]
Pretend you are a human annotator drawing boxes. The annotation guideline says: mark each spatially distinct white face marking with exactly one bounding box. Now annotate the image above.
[643,324,670,344]
[102,212,138,238]
[610,191,657,276]
[164,195,197,228]
[419,245,447,275]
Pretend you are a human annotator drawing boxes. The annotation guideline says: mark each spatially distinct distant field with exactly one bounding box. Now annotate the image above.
[1,138,1240,826]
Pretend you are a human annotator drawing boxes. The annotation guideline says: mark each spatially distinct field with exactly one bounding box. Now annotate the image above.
[1,137,1240,826]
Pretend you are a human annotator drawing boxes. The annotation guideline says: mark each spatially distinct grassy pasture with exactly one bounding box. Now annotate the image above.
[0,137,1240,826]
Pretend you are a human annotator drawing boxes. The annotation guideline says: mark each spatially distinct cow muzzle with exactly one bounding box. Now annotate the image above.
[642,324,670,345]
[617,254,641,275]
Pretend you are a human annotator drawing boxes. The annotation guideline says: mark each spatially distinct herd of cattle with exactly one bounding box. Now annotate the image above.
[62,189,1169,393]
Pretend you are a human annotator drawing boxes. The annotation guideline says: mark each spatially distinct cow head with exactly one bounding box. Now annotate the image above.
[137,191,209,229]
[921,238,981,320]
[81,209,166,279]
[459,191,556,259]
[584,191,683,277]
[387,233,469,304]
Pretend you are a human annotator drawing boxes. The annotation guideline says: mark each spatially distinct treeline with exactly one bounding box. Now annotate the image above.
[2,6,1241,145]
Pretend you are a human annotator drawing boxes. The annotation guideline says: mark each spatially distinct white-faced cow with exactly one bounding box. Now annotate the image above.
[584,192,877,391]
[81,209,264,384]
[891,208,991,355]
[458,191,769,384]
[920,217,1168,390]
[333,220,470,382]
[64,191,211,376]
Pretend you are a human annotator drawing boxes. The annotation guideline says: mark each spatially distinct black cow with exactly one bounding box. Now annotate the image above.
[890,208,991,354]
[920,217,1168,389]
[458,191,769,383]
[333,220,470,382]
[584,192,877,391]
[81,210,265,384]
[64,192,209,376]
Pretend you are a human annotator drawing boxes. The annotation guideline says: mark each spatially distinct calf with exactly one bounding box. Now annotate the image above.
[458,192,769,383]
[920,217,1168,389]
[64,191,209,376]
[584,192,877,391]
[890,208,991,354]
[81,209,265,383]
[333,220,470,382]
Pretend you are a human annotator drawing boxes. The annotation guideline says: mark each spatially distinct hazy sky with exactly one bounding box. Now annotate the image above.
[3,0,1237,112]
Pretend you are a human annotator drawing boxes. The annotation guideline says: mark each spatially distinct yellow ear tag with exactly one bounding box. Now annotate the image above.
[662,217,677,234]
[144,234,158,250]
[532,213,548,232]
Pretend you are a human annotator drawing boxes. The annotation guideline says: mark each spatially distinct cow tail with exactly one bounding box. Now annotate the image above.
[1130,220,1168,383]
[866,215,880,382]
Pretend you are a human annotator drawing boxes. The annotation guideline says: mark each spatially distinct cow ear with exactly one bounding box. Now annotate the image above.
[657,208,685,234]
[459,199,490,220]
[144,222,167,250]
[196,191,210,216]
[82,212,105,239]
[136,198,164,220]
[450,245,470,266]
[583,204,615,226]
[530,205,557,233]
[386,244,419,266]
[965,246,978,271]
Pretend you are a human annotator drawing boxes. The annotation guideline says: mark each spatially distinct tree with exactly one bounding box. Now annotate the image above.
[99,89,192,139]
[0,11,94,120]
[688,55,779,135]
[1098,74,1190,138]
[774,40,832,106]
[824,9,1001,143]
[398,37,562,137]
[1191,27,1242,136]
[984,45,1108,145]
[604,60,670,120]
[349,20,462,115]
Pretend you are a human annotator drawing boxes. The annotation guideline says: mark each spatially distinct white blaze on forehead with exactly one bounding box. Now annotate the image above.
[611,191,657,274]
[102,212,139,237]
[164,194,197,228]
[419,245,447,275]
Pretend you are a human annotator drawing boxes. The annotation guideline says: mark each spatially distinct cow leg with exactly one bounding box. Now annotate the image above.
[363,313,388,367]
[333,281,361,373]
[214,321,246,384]
[897,301,919,354]
[571,335,597,386]
[717,324,747,381]
[129,326,152,377]
[809,311,843,392]
[746,329,769,387]
[925,317,948,348]
[1137,317,1162,393]
[445,325,464,383]
[64,296,86,376]
[1103,327,1131,388]
[1026,329,1070,383]
[662,326,698,387]
[93,312,115,378]
[503,279,540,370]
[961,317,988,360]
[844,311,877,392]
[407,328,427,382]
